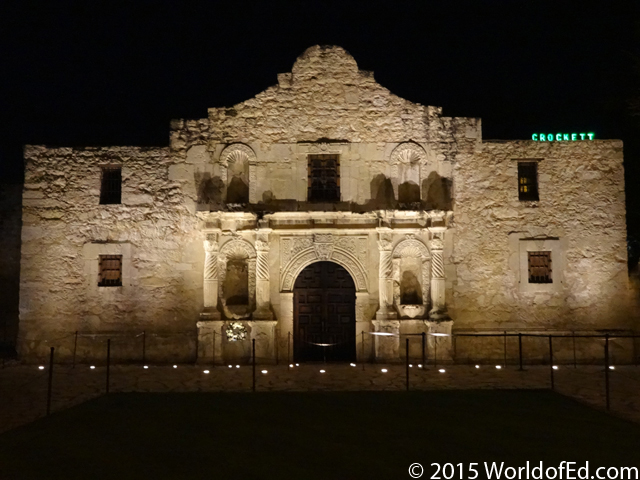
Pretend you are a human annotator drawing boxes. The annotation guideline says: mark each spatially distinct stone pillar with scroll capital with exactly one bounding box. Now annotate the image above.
[376,235,397,320]
[202,233,220,319]
[253,239,273,320]
[428,229,450,321]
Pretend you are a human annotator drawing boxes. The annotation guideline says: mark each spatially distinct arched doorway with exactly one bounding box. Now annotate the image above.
[293,261,356,362]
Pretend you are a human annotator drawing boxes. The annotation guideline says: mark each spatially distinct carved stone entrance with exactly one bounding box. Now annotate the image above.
[293,261,356,362]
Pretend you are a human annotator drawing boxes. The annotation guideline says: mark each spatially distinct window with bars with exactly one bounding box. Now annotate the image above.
[100,166,122,204]
[308,154,340,202]
[98,255,123,287]
[528,251,552,283]
[518,162,539,201]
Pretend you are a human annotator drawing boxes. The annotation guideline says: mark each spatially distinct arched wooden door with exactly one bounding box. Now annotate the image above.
[293,261,356,362]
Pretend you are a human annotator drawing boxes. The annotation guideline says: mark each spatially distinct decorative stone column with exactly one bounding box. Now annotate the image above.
[202,233,220,319]
[428,228,449,321]
[198,233,223,363]
[371,319,401,361]
[253,239,272,320]
[376,234,397,320]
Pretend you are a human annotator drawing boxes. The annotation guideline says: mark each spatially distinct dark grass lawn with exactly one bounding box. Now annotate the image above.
[1,390,639,480]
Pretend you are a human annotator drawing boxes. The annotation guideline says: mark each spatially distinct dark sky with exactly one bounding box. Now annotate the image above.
[2,0,639,232]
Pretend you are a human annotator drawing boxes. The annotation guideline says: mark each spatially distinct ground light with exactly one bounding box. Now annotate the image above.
[228,365,232,368]
[439,369,446,373]
[235,365,240,368]
[350,363,356,367]
[475,365,480,369]
[319,369,326,373]
[203,370,209,374]
[173,365,177,369]
[609,366,615,370]
[143,365,148,369]
[90,366,95,370]
[38,366,44,370]
[418,364,422,368]
[552,366,559,370]
[496,365,502,369]
[409,364,413,368]
[289,364,294,368]
[261,370,267,374]
[381,368,388,373]
[295,363,299,367]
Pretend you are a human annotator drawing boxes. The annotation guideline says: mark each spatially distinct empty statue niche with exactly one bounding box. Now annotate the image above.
[224,260,249,306]
[226,153,249,204]
[392,239,430,319]
[422,172,452,210]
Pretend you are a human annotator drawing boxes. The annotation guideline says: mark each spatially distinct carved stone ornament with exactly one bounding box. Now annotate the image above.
[279,235,368,292]
[220,143,257,167]
[390,142,427,165]
[225,322,247,342]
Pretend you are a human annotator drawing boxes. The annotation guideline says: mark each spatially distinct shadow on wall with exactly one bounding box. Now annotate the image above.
[398,181,420,204]
[195,172,225,209]
[369,174,397,209]
[422,172,453,210]
[227,177,249,204]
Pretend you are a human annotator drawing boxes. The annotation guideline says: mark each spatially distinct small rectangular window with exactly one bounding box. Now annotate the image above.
[528,251,552,283]
[99,255,122,287]
[308,154,340,202]
[100,166,122,204]
[518,162,538,201]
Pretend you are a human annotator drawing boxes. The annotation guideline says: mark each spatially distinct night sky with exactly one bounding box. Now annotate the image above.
[2,1,639,234]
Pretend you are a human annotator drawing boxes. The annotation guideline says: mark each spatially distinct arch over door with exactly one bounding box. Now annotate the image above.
[293,261,356,362]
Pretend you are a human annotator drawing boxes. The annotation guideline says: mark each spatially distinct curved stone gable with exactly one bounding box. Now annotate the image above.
[207,45,442,144]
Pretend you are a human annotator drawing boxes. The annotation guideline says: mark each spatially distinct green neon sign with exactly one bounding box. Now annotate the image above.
[532,133,595,141]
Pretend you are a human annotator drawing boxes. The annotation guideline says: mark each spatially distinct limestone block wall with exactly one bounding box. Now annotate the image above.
[451,140,632,336]
[19,146,202,362]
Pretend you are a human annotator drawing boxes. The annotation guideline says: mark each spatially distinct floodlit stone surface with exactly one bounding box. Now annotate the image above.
[17,46,637,364]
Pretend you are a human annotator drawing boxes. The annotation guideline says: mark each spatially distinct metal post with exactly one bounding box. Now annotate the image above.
[211,329,216,368]
[518,333,524,371]
[572,331,577,368]
[421,332,426,369]
[46,347,54,416]
[405,338,409,392]
[549,335,554,391]
[72,330,78,369]
[275,329,279,366]
[288,332,291,370]
[604,334,610,411]
[106,339,111,394]
[252,338,256,393]
[503,331,507,367]
[361,331,365,371]
[142,330,146,364]
[434,336,438,369]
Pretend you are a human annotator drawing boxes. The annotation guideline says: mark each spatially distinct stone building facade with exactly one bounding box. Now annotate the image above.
[18,46,635,364]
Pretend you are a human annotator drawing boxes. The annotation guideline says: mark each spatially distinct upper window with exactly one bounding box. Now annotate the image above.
[98,255,122,287]
[308,154,340,202]
[100,166,122,204]
[528,251,552,283]
[518,162,538,201]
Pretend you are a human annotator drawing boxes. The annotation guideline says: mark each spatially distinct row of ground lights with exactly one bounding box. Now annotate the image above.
[36,364,618,372]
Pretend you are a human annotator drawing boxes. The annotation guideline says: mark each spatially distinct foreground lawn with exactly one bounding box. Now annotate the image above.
[0,390,639,479]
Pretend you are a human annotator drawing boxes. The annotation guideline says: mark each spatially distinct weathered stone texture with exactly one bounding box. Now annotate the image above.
[451,140,630,330]
[19,146,202,360]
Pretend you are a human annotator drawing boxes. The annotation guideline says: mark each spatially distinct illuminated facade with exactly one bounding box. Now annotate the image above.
[18,46,634,363]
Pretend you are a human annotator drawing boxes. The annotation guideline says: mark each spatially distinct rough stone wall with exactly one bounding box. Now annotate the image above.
[19,146,202,362]
[451,140,632,332]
